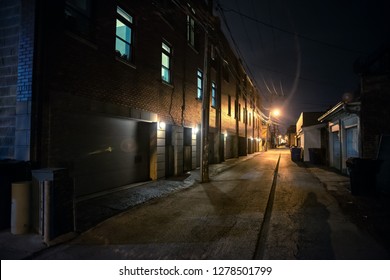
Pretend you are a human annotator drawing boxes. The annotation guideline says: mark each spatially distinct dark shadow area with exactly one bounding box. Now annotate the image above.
[295,192,335,259]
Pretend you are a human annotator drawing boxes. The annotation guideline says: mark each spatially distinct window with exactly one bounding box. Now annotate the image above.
[227,95,231,115]
[211,82,216,107]
[65,0,94,39]
[197,70,203,99]
[161,42,172,83]
[187,15,195,47]
[115,6,134,62]
[249,113,252,126]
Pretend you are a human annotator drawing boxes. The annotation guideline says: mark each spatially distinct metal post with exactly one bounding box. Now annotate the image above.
[43,180,51,244]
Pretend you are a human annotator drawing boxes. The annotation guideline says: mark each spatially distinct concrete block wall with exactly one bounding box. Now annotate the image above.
[0,0,20,158]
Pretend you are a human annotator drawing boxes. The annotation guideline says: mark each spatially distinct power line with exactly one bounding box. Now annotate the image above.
[219,6,368,55]
[250,0,264,51]
[254,64,348,88]
[216,2,266,100]
[235,0,255,55]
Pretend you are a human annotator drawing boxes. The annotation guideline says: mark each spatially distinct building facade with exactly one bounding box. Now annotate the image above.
[0,0,264,207]
[296,112,325,162]
[319,102,361,173]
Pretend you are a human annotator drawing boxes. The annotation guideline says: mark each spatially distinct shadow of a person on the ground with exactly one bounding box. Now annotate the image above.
[295,192,335,259]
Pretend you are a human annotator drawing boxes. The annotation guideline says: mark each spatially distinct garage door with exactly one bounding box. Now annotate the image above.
[52,112,151,197]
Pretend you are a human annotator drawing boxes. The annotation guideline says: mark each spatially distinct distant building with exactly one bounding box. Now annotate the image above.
[319,43,390,193]
[286,125,296,147]
[318,101,361,173]
[296,112,326,162]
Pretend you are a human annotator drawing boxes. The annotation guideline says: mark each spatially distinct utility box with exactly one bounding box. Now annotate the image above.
[32,168,74,243]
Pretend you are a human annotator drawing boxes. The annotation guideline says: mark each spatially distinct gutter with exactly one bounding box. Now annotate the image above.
[318,101,361,122]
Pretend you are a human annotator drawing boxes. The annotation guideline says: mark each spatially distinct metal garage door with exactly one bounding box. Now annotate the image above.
[53,113,151,197]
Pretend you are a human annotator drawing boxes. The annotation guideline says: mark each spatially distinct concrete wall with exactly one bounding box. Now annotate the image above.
[302,126,322,162]
[0,0,20,159]
[15,0,35,160]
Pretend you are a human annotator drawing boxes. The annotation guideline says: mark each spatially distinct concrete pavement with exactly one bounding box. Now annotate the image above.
[0,152,259,260]
[1,148,389,259]
[263,150,388,259]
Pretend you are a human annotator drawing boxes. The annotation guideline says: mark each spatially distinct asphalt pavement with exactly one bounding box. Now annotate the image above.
[1,148,389,260]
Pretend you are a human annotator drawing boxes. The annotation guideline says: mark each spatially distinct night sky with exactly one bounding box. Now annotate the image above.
[215,0,390,132]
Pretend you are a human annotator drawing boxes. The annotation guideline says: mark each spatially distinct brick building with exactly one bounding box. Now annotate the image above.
[1,0,265,217]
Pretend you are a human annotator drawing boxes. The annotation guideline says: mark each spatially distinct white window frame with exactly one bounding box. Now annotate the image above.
[161,41,172,83]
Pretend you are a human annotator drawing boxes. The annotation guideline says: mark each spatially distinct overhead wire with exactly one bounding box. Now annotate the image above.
[250,0,264,51]
[235,0,255,55]
[219,6,368,55]
[216,1,266,100]
[279,80,285,96]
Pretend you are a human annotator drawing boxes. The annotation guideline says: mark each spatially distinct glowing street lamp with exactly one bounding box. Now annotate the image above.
[265,109,281,151]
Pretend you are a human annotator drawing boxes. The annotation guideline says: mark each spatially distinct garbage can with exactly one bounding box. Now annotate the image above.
[291,147,302,162]
[11,181,31,234]
[346,157,380,195]
[0,160,31,229]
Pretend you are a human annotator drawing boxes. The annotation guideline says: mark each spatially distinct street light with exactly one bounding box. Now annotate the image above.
[265,109,280,151]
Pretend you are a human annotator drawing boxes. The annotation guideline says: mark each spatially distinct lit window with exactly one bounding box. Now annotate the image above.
[197,70,203,99]
[162,42,172,83]
[115,6,134,62]
[211,82,217,107]
[187,15,195,47]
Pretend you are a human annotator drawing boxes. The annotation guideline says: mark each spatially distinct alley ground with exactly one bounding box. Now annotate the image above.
[24,149,389,260]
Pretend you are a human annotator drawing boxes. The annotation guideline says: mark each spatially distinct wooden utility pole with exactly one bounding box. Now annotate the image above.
[201,30,210,183]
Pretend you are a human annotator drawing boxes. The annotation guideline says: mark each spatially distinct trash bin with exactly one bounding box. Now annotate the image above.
[0,160,31,229]
[309,148,323,164]
[291,147,302,162]
[11,181,31,234]
[346,157,380,195]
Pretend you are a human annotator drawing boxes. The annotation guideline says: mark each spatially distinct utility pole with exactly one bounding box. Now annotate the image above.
[201,30,210,183]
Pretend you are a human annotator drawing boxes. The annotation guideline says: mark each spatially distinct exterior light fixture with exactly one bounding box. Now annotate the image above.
[265,108,281,151]
[193,126,199,134]
[158,121,166,130]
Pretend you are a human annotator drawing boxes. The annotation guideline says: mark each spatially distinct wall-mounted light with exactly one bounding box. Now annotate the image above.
[158,121,166,130]
[192,126,199,134]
